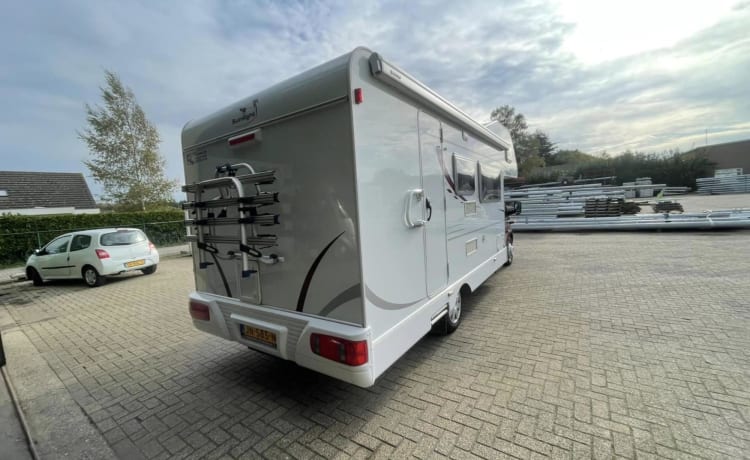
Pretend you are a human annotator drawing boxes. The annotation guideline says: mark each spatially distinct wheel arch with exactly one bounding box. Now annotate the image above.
[81,264,96,277]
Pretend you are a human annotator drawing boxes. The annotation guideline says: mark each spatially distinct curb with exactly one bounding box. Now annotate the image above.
[0,274,24,287]
[1,365,38,459]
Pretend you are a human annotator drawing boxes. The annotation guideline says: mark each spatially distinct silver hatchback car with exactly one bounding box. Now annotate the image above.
[25,228,160,287]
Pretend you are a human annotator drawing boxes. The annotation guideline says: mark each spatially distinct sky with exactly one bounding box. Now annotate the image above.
[1,0,748,199]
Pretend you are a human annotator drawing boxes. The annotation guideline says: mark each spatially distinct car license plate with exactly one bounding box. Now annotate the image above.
[125,259,145,268]
[241,325,277,348]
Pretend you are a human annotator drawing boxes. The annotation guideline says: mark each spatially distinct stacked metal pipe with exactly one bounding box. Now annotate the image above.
[512,209,750,232]
[696,175,750,194]
[506,183,666,218]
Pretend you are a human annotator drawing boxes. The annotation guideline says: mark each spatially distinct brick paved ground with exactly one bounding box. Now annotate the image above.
[1,231,749,459]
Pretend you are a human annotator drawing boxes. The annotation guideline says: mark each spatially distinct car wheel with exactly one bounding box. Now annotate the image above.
[141,265,157,275]
[430,288,465,336]
[27,267,43,286]
[504,233,514,267]
[504,242,514,266]
[446,290,462,334]
[82,266,105,287]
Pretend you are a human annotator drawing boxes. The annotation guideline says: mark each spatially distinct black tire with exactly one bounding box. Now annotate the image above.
[430,289,464,336]
[504,241,514,267]
[27,267,43,286]
[82,266,105,288]
[446,290,462,334]
[141,265,157,275]
[503,234,513,267]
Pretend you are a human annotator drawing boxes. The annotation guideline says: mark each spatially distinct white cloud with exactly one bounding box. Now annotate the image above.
[557,0,739,64]
[0,0,748,197]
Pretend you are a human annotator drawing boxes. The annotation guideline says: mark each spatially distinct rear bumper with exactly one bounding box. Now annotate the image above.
[100,253,160,276]
[188,292,375,387]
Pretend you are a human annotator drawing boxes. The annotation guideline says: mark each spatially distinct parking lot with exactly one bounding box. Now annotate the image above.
[2,230,750,459]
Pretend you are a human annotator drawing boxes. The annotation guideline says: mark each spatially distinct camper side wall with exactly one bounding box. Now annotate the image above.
[348,49,512,379]
[441,123,508,285]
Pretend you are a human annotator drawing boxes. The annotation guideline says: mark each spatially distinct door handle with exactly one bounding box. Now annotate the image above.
[404,189,426,228]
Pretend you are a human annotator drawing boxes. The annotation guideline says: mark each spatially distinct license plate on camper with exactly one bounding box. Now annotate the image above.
[240,325,277,348]
[125,259,145,268]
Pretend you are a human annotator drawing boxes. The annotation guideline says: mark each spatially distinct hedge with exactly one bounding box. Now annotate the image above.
[0,210,186,266]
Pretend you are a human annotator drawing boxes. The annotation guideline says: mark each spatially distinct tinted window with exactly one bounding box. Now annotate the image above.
[454,155,476,196]
[45,236,71,254]
[480,164,502,202]
[70,234,92,252]
[100,230,146,246]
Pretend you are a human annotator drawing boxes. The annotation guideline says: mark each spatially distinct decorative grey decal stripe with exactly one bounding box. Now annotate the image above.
[365,284,424,310]
[319,284,362,316]
[296,231,345,312]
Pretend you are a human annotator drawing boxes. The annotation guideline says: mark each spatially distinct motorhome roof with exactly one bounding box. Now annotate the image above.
[182,47,510,153]
[367,52,510,153]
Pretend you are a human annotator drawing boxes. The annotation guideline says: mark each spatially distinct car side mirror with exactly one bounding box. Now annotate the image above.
[34,248,45,256]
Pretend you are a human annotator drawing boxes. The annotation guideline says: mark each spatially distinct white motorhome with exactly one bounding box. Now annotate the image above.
[181,47,518,387]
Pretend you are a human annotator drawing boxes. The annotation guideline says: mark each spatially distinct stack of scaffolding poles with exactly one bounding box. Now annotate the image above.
[506,182,750,231]
[512,209,750,232]
[506,183,690,219]
[696,174,750,195]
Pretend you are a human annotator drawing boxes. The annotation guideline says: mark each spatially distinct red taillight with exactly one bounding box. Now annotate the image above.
[95,249,110,259]
[310,333,368,366]
[149,242,156,253]
[354,88,363,104]
[228,129,261,147]
[189,300,210,321]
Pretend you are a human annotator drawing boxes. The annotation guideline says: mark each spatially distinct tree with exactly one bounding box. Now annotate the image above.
[490,105,528,140]
[490,105,556,176]
[534,130,556,162]
[79,70,177,211]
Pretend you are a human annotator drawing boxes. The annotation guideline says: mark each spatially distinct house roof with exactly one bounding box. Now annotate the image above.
[684,139,750,174]
[0,171,97,210]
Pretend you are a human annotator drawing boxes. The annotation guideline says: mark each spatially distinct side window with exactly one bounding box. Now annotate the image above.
[70,234,92,252]
[453,155,476,196]
[45,236,71,255]
[480,164,502,202]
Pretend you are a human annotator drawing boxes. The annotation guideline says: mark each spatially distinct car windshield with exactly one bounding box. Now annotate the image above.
[100,230,146,246]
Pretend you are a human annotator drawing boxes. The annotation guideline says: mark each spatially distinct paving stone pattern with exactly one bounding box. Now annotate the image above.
[2,232,750,459]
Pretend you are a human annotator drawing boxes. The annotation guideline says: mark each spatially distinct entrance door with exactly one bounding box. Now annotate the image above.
[418,111,448,296]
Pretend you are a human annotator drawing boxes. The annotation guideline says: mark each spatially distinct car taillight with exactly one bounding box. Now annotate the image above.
[189,300,210,321]
[95,249,110,259]
[310,333,368,366]
[149,242,156,253]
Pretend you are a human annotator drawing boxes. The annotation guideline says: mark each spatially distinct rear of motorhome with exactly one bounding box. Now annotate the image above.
[181,47,518,387]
